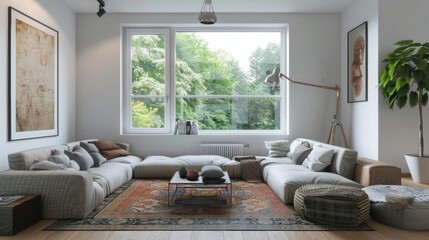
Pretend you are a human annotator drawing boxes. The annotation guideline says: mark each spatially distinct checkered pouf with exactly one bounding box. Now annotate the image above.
[294,184,370,227]
[240,159,263,183]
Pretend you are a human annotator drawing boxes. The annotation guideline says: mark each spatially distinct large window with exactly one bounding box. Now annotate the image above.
[123,28,286,134]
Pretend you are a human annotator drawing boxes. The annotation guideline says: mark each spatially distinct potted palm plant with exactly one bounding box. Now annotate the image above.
[379,40,429,183]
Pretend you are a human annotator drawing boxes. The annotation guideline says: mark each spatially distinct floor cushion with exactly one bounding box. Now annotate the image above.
[294,184,370,227]
[363,185,429,230]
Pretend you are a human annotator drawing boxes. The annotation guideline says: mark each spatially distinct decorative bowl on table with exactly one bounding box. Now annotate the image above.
[186,170,199,181]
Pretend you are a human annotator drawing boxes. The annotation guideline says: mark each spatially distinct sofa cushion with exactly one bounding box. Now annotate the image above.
[65,146,94,170]
[89,162,133,196]
[263,164,361,204]
[134,155,233,178]
[108,155,143,169]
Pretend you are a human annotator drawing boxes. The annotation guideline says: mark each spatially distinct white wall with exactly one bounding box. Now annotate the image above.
[75,13,341,157]
[378,0,429,171]
[0,0,76,170]
[341,0,379,159]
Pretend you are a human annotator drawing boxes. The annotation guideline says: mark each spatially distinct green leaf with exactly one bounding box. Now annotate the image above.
[393,46,408,55]
[402,48,417,58]
[397,84,410,97]
[395,40,414,46]
[409,91,418,107]
[413,70,425,83]
[397,96,407,109]
[425,79,429,90]
[423,93,429,106]
[412,58,428,71]
[418,46,429,56]
[388,93,397,109]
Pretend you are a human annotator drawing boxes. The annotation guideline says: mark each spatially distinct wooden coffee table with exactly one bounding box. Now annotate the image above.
[168,171,232,206]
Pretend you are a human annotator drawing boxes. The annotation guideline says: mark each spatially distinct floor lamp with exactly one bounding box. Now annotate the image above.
[265,68,348,148]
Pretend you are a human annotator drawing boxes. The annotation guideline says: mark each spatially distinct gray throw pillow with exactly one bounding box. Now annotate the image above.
[291,145,312,165]
[287,140,311,158]
[65,146,94,170]
[91,152,107,167]
[30,160,67,170]
[80,142,99,153]
[201,165,225,179]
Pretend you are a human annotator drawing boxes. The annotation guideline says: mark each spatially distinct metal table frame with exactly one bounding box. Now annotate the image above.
[167,171,232,206]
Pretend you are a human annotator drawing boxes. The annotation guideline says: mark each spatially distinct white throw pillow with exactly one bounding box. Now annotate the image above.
[264,140,289,157]
[304,145,335,172]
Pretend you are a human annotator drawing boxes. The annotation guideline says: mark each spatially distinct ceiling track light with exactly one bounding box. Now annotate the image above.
[97,0,106,17]
[198,0,217,25]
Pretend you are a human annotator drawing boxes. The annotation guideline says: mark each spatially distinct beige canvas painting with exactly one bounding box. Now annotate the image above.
[9,7,58,140]
[15,19,55,131]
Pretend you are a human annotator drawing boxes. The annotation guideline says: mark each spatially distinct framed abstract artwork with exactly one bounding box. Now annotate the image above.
[8,7,59,140]
[347,22,368,103]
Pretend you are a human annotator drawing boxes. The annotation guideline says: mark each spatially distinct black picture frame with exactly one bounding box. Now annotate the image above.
[8,7,59,141]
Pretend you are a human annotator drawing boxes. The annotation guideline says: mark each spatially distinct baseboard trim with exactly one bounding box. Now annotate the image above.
[402,173,411,177]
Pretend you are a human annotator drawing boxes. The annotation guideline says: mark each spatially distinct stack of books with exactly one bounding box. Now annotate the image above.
[0,196,23,205]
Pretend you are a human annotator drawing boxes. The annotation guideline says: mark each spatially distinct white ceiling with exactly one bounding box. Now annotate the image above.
[59,0,356,13]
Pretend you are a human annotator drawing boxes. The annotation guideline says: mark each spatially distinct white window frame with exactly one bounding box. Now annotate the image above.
[123,28,171,134]
[122,27,287,135]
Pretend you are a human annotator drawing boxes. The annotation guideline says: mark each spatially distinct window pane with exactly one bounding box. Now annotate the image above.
[175,32,281,96]
[131,34,165,96]
[132,98,165,128]
[176,97,280,130]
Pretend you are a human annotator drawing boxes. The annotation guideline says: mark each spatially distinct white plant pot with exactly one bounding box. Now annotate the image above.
[405,154,429,184]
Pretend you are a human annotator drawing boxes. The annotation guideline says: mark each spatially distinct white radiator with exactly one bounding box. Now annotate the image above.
[200,144,244,159]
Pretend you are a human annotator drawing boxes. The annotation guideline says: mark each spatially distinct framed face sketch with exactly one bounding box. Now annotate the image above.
[8,7,59,140]
[347,22,367,103]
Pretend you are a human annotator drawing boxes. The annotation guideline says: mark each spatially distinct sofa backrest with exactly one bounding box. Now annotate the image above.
[293,138,357,180]
[64,139,98,151]
[8,145,68,170]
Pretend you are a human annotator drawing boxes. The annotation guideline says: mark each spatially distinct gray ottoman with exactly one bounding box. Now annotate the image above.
[363,185,429,230]
[294,184,370,227]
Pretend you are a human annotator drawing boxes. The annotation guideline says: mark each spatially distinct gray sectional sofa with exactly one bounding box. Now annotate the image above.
[0,137,401,219]
[0,140,142,219]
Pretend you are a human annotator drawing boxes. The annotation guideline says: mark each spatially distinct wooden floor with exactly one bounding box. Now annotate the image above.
[1,177,428,240]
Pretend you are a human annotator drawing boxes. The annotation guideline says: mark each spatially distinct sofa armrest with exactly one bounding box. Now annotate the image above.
[0,170,95,219]
[353,157,401,187]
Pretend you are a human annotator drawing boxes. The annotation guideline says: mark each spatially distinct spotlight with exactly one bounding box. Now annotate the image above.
[96,0,106,17]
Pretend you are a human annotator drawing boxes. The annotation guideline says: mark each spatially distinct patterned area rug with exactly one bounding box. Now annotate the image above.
[45,180,373,231]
